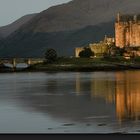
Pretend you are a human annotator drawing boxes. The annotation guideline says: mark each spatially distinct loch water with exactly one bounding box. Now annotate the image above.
[0,71,140,133]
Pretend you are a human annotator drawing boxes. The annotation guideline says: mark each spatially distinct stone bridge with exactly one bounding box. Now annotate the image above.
[0,58,45,69]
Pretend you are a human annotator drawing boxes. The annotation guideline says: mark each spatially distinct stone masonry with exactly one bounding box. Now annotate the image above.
[115,13,140,48]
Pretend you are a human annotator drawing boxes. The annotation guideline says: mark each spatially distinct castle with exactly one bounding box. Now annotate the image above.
[75,36,115,58]
[115,13,140,48]
[75,13,140,58]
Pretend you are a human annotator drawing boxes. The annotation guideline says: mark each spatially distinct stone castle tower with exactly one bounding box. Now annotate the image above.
[115,13,140,48]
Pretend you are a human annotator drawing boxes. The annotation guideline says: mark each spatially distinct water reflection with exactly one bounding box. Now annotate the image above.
[90,73,116,104]
[2,71,140,127]
[75,71,140,123]
[116,71,140,122]
[17,73,115,122]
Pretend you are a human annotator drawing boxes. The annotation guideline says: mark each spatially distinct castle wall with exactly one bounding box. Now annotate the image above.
[125,26,130,46]
[115,15,140,48]
[129,21,133,46]
[75,37,113,58]
[89,43,109,56]
[75,43,109,58]
[133,24,140,46]
[75,48,84,58]
[115,22,127,48]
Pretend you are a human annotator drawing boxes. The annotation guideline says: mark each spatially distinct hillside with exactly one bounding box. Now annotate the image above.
[0,0,140,57]
[18,0,140,33]
[0,22,114,57]
[0,14,36,38]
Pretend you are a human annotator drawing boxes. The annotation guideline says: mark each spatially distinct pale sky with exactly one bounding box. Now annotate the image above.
[0,0,71,26]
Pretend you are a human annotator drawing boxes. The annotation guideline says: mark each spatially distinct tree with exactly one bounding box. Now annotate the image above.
[119,48,126,56]
[79,47,94,58]
[45,48,57,63]
[108,45,125,57]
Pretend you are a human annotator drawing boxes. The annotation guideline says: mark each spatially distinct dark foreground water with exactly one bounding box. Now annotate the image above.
[0,71,140,133]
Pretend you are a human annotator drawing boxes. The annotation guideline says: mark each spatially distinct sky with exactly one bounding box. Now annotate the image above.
[0,0,71,26]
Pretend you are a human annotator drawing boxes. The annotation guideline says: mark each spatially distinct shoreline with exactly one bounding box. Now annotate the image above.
[1,63,140,73]
[1,57,140,73]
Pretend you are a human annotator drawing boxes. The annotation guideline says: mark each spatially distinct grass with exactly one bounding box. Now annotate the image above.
[27,57,140,72]
[48,57,137,65]
[2,57,140,73]
[54,58,105,65]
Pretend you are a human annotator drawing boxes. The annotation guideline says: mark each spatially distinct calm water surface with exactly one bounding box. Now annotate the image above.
[0,71,140,133]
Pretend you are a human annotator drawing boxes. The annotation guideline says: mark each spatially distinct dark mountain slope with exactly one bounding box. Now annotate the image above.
[19,0,140,33]
[1,0,140,57]
[0,21,114,58]
[0,14,36,38]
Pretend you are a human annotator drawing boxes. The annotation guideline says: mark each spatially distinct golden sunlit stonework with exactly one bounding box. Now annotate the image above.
[115,13,140,48]
[75,13,140,58]
[75,36,115,58]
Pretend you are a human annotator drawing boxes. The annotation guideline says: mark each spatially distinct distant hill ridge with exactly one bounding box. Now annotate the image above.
[17,0,140,33]
[0,14,36,38]
[0,0,140,57]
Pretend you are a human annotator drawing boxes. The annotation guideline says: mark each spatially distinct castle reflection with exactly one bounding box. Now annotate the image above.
[14,71,140,124]
[75,71,140,122]
[115,71,140,122]
[90,73,116,104]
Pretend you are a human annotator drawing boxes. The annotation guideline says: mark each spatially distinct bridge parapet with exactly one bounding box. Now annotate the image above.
[0,58,45,69]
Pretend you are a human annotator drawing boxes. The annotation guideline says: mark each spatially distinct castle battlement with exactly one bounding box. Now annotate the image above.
[115,13,140,48]
[117,13,140,23]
